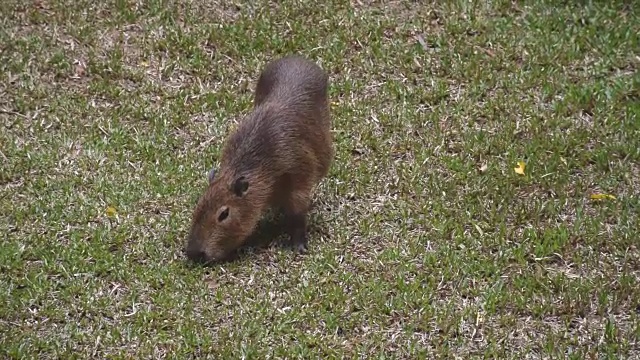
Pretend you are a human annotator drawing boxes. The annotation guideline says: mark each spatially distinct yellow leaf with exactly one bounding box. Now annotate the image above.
[106,206,117,217]
[514,161,526,175]
[590,194,616,200]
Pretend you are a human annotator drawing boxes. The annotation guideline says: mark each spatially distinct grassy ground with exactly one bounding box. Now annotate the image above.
[1,0,639,358]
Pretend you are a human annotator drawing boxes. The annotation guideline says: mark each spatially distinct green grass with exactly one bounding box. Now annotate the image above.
[1,0,639,358]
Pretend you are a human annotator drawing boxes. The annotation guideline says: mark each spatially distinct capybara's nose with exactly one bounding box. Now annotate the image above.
[185,246,207,263]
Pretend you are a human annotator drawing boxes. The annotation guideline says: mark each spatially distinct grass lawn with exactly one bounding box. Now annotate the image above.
[1,0,639,358]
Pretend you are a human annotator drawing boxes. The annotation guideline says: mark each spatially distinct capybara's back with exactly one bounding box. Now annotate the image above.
[251,55,333,183]
[186,55,333,263]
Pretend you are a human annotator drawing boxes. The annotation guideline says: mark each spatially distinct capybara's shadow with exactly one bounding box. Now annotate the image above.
[182,210,286,269]
[185,200,328,267]
[234,200,328,261]
[238,210,288,253]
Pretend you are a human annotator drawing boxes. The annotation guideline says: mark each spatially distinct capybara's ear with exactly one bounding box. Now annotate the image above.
[233,176,249,197]
[208,167,217,184]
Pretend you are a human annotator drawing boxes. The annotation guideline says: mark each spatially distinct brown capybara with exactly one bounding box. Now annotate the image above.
[185,55,333,263]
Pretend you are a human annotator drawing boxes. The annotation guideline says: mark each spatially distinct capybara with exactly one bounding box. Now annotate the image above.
[185,55,333,263]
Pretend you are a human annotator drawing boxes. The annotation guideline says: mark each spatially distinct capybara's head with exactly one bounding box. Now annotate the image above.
[185,169,262,263]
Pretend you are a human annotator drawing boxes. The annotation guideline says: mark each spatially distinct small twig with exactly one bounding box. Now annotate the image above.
[0,108,28,118]
[415,34,429,51]
[92,335,101,357]
[197,135,218,151]
[123,301,138,317]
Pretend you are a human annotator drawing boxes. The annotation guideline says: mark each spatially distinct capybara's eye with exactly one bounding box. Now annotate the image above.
[218,207,229,222]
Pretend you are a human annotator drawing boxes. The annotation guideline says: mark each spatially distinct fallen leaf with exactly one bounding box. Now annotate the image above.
[476,311,484,326]
[590,194,616,200]
[514,161,526,175]
[473,223,484,236]
[415,34,428,51]
[74,64,85,77]
[206,279,218,290]
[106,206,117,217]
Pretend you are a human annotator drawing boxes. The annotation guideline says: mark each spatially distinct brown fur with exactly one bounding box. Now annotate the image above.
[185,55,333,263]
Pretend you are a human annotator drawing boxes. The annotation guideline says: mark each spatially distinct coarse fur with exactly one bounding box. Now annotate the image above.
[185,55,333,263]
